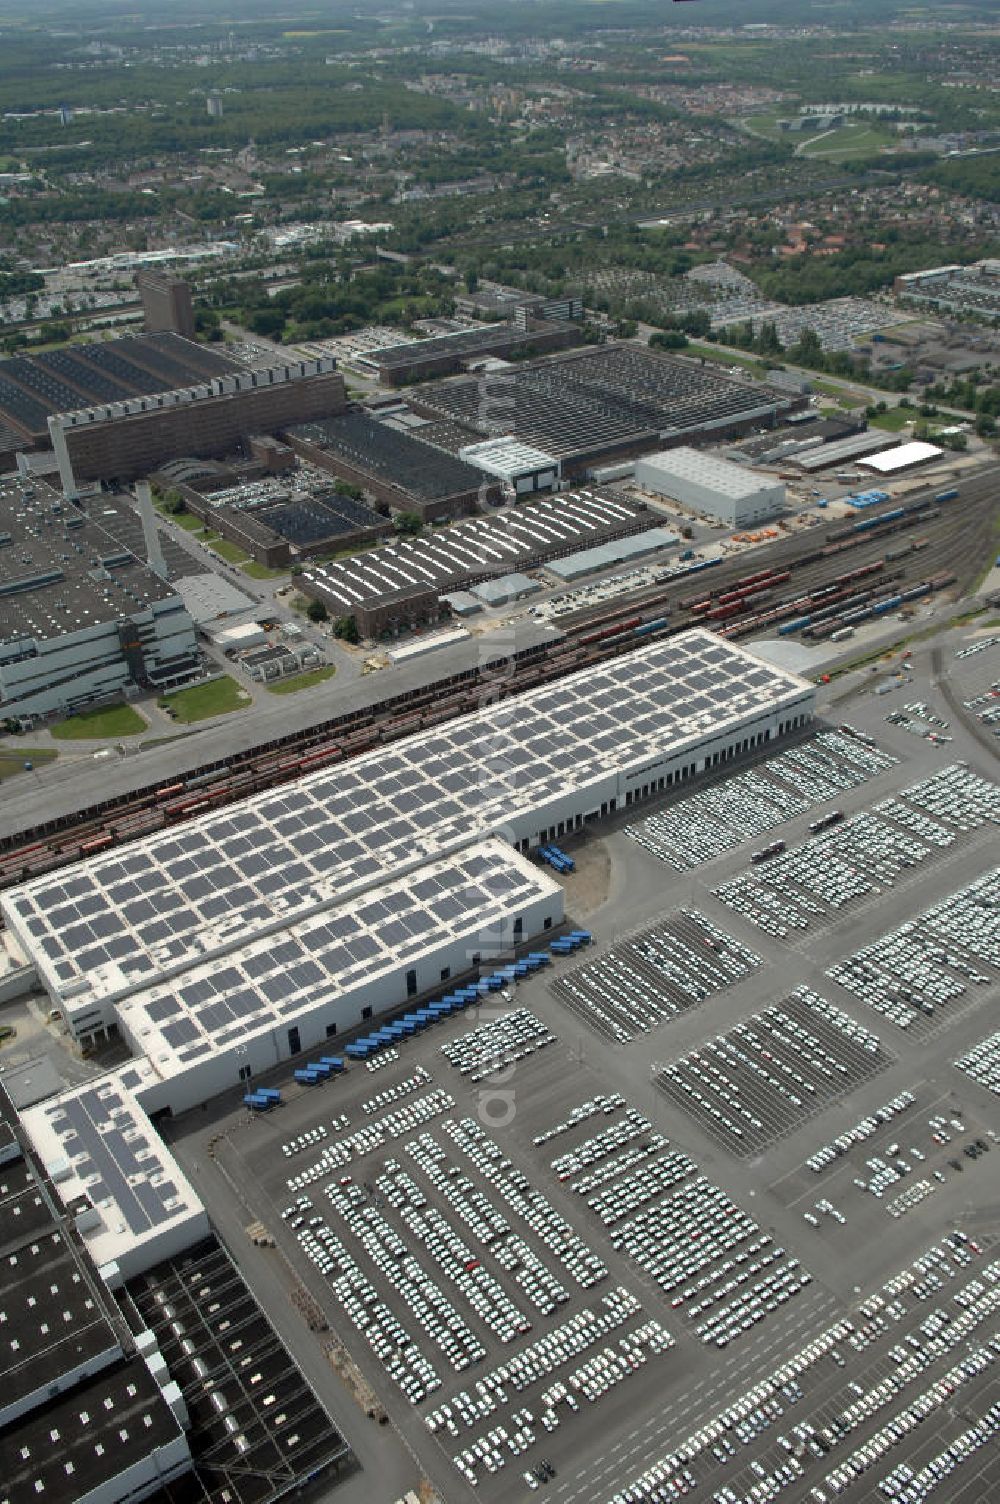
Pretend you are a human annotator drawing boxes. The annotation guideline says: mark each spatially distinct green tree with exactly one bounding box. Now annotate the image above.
[394,511,423,537]
[650,330,688,351]
[306,598,329,623]
[333,615,359,643]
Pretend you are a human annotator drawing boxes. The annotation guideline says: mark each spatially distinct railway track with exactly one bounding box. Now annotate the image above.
[0,473,994,890]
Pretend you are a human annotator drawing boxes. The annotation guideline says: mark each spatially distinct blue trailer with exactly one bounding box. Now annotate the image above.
[528,952,551,966]
[307,1060,332,1078]
[244,1092,273,1111]
[345,1042,370,1060]
[257,1087,282,1103]
[294,1067,323,1085]
[320,1056,345,1072]
[778,616,811,636]
[569,930,593,945]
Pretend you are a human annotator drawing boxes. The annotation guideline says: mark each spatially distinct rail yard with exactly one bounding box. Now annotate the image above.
[1,467,994,893]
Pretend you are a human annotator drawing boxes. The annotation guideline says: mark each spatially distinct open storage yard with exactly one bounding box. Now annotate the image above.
[138,623,999,1504]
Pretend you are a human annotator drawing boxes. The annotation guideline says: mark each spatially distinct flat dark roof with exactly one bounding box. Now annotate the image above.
[0,1227,119,1409]
[0,476,179,648]
[126,1237,352,1504]
[289,411,486,503]
[0,1160,51,1253]
[0,1357,183,1504]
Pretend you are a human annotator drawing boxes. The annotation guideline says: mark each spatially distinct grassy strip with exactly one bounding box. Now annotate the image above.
[265,666,336,695]
[158,676,248,723]
[51,704,146,739]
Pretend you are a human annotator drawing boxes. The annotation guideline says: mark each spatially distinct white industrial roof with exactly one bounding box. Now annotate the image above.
[174,573,256,624]
[113,840,560,1078]
[637,446,778,499]
[21,1060,207,1270]
[303,489,642,614]
[858,441,943,474]
[2,629,812,1012]
[458,436,559,480]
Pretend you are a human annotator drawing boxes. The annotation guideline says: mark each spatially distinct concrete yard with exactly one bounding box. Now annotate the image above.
[161,623,1000,1504]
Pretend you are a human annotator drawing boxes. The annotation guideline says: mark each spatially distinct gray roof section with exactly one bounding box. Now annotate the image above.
[0,476,179,648]
[546,526,680,583]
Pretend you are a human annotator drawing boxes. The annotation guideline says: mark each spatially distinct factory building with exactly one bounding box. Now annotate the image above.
[0,1085,195,1503]
[0,1072,352,1504]
[410,344,800,479]
[300,488,655,638]
[50,357,346,492]
[135,269,196,340]
[0,331,347,489]
[358,321,580,386]
[458,436,560,494]
[0,476,198,720]
[285,410,498,521]
[2,629,815,1105]
[635,446,785,527]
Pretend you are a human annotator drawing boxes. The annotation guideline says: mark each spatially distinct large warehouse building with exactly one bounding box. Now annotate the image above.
[408,344,800,477]
[0,331,346,486]
[300,487,656,636]
[0,1071,352,1504]
[1,629,815,1110]
[635,446,785,527]
[0,475,199,719]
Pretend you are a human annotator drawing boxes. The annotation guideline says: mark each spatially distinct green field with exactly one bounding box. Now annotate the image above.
[51,704,147,740]
[159,676,249,723]
[796,122,898,162]
[870,408,913,432]
[243,559,289,580]
[742,110,898,163]
[0,747,58,781]
[207,538,250,565]
[266,665,336,695]
[686,342,770,376]
[155,503,204,531]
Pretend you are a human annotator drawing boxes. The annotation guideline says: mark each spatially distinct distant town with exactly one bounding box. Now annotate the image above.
[0,5,998,1504]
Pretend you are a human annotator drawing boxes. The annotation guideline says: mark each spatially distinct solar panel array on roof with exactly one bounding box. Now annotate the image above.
[119,841,553,1070]
[411,344,789,462]
[34,347,135,405]
[0,334,242,439]
[3,630,809,1013]
[0,377,50,436]
[302,488,651,613]
[2,357,89,415]
[41,1080,185,1235]
[288,411,488,503]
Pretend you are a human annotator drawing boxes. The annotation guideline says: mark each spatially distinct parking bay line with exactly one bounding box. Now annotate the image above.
[552,1290,839,1503]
